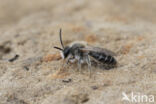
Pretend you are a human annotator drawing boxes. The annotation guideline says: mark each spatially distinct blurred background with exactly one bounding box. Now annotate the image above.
[0,0,156,104]
[0,0,156,27]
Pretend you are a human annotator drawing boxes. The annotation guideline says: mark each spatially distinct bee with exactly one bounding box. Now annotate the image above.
[54,29,117,76]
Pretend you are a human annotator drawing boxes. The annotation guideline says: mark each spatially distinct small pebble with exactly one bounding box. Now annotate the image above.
[9,54,19,62]
[91,86,98,90]
[62,78,72,83]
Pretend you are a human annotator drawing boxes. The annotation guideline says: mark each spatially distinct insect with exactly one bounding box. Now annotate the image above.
[54,29,117,77]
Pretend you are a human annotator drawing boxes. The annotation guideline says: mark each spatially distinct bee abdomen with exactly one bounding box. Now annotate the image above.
[89,51,117,65]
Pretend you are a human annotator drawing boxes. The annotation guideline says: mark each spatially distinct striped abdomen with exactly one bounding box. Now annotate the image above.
[89,51,117,65]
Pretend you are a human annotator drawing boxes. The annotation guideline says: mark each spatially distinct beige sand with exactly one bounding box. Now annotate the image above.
[0,0,156,104]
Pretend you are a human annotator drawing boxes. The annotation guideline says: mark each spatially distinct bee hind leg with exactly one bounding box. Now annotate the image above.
[86,56,92,77]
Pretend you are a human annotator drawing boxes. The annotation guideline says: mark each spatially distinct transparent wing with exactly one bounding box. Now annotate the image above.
[80,45,116,56]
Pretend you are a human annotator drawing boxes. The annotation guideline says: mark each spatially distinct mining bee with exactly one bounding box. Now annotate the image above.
[54,29,117,77]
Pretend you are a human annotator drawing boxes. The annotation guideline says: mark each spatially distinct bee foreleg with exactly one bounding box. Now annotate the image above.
[67,57,73,64]
[66,55,76,64]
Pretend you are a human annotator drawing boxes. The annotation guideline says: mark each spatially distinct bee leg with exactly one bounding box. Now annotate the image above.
[86,56,92,77]
[66,58,71,65]
[64,58,73,70]
[66,57,74,64]
[78,59,82,73]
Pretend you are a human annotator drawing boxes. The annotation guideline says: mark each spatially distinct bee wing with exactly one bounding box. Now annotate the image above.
[80,45,117,56]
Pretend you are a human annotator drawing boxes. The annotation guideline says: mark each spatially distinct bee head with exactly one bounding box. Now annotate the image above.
[54,46,70,59]
[54,28,70,59]
[63,46,70,58]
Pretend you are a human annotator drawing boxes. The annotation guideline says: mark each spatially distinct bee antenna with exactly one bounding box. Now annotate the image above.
[59,28,65,49]
[54,46,63,51]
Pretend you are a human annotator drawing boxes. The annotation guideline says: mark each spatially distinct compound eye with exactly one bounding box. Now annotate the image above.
[64,46,70,58]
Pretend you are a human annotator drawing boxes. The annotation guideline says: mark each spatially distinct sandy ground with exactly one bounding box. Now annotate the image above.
[0,0,156,104]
